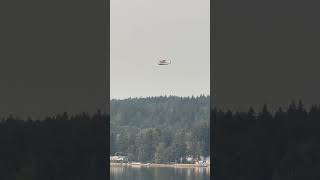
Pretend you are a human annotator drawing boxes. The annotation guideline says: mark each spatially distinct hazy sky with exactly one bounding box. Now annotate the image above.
[111,0,210,99]
[0,0,106,118]
[214,0,320,111]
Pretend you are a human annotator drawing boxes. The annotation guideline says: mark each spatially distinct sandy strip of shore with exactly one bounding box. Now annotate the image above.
[110,162,209,168]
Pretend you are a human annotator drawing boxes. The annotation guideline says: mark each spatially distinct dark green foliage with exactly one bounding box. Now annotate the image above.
[0,111,108,180]
[213,101,320,180]
[110,95,210,163]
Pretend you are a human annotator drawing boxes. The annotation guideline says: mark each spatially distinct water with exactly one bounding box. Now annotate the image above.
[110,166,210,180]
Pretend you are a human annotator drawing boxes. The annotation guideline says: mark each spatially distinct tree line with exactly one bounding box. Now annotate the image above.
[0,111,108,180]
[213,100,320,180]
[110,95,210,163]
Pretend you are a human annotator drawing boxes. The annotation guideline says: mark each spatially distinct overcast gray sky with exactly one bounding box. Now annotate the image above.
[214,0,320,111]
[111,0,210,99]
[0,0,106,118]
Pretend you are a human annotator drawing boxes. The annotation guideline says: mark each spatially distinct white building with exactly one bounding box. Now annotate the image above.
[205,156,210,165]
[186,156,193,162]
[110,155,128,162]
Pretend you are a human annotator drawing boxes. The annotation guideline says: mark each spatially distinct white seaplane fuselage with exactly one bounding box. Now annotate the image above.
[158,60,171,65]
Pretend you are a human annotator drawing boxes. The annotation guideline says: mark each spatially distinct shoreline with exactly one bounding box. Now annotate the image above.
[110,162,210,168]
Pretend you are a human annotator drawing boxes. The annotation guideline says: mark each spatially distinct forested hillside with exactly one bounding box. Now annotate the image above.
[213,100,320,180]
[110,95,210,163]
[0,111,108,180]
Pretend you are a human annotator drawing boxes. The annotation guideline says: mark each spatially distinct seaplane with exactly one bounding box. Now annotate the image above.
[158,59,171,65]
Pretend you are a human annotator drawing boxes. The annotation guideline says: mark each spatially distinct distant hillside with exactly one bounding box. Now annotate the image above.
[110,95,210,162]
[111,95,210,129]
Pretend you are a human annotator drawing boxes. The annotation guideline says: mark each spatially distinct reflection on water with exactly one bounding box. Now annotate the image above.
[110,166,210,180]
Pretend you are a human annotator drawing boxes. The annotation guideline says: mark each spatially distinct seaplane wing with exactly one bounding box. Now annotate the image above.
[158,60,171,65]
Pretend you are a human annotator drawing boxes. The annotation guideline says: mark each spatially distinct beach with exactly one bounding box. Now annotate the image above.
[110,162,209,168]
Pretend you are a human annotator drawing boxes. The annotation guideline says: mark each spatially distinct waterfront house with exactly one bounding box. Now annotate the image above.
[110,155,128,163]
[186,156,193,163]
[205,156,210,165]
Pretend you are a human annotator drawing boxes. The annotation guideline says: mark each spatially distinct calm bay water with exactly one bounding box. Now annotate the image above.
[110,166,210,180]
